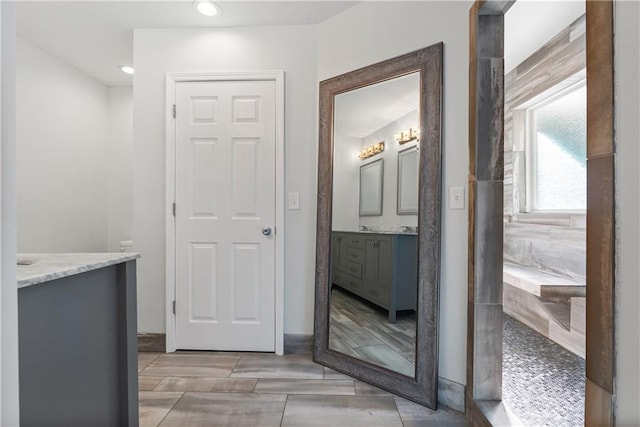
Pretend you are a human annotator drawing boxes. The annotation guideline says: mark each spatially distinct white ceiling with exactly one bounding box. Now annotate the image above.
[17,1,357,86]
[505,0,585,74]
[16,1,586,89]
[334,72,419,141]
[333,1,586,144]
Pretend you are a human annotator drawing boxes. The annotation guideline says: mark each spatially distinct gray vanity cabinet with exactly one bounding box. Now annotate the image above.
[331,231,417,321]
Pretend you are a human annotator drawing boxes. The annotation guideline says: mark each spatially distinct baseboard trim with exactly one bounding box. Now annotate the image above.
[138,333,312,354]
[466,397,524,427]
[438,377,466,413]
[284,334,313,355]
[138,333,166,352]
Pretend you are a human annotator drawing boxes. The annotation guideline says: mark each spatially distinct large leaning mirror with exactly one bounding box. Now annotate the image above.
[314,43,443,409]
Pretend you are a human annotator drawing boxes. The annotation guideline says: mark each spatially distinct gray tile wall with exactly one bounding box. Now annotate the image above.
[503,14,586,281]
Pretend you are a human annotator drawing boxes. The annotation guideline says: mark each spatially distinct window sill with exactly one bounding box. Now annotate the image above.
[506,212,586,228]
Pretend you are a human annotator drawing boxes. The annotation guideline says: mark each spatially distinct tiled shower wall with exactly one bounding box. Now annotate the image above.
[503,15,586,282]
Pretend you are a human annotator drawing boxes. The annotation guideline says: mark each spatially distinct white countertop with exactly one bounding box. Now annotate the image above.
[333,230,418,235]
[17,253,141,288]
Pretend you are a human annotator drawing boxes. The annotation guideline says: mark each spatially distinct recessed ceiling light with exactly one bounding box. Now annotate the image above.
[194,0,221,17]
[119,65,134,75]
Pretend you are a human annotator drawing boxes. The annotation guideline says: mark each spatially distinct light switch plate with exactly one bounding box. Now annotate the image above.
[449,186,465,210]
[288,192,300,210]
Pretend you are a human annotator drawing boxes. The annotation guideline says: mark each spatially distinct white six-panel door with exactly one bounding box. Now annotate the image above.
[174,80,276,351]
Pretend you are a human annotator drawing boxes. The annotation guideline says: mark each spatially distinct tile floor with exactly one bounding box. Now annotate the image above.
[329,287,416,377]
[503,314,585,426]
[138,352,470,426]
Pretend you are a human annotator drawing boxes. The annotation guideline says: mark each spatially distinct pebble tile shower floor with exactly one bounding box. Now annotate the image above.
[503,314,585,427]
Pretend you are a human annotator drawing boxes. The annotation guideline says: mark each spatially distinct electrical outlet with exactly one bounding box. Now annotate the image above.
[449,186,465,210]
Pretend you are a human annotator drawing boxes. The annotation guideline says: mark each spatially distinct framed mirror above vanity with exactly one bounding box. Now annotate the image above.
[359,159,384,216]
[313,43,443,408]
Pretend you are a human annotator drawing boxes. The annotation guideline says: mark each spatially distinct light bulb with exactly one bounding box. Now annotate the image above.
[119,65,134,75]
[194,0,220,17]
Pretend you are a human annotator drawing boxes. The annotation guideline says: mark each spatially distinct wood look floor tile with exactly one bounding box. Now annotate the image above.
[281,395,403,426]
[138,352,162,373]
[136,352,468,426]
[394,397,470,426]
[354,380,393,396]
[330,319,383,348]
[328,337,361,358]
[158,392,287,426]
[329,288,416,376]
[254,379,355,395]
[353,344,415,377]
[139,391,183,427]
[230,354,324,379]
[139,376,165,391]
[323,367,354,380]
[141,353,240,378]
[152,353,241,366]
[154,377,257,393]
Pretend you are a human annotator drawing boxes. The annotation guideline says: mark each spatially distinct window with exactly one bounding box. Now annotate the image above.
[525,81,586,212]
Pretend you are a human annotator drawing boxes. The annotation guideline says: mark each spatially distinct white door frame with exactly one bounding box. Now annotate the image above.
[165,71,285,354]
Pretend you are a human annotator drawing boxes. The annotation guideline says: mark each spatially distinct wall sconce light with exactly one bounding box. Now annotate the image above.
[397,127,419,145]
[359,141,385,160]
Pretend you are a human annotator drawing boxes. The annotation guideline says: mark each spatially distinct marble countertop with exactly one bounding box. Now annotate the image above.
[17,253,141,288]
[333,230,418,235]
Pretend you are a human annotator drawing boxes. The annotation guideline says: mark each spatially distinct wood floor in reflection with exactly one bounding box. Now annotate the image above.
[329,286,416,377]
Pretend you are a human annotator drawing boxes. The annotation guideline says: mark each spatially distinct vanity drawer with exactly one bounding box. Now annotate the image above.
[333,269,362,292]
[332,269,345,286]
[343,260,362,278]
[365,286,390,308]
[342,276,362,292]
[346,236,365,249]
[346,248,364,264]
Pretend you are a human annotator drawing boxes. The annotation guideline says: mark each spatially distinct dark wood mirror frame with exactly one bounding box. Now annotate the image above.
[313,43,443,409]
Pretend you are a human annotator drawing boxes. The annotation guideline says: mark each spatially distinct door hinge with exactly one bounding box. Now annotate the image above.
[172,300,176,315]
[172,104,176,118]
[172,202,176,217]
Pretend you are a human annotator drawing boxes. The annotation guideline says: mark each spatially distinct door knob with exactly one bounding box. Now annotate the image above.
[262,226,272,236]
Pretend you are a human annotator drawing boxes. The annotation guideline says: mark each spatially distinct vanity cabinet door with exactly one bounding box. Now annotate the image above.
[363,235,392,286]
[376,238,392,285]
[363,238,378,283]
[332,233,349,288]
[332,233,349,273]
[332,234,341,272]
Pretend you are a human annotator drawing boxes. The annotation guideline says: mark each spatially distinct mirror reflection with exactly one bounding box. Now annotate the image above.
[359,159,384,216]
[329,72,420,377]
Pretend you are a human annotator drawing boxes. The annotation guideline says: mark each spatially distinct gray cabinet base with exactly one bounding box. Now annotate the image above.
[18,261,139,426]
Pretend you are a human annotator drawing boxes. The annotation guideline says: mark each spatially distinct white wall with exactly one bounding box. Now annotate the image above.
[332,135,360,231]
[333,110,420,232]
[1,2,19,424]
[16,38,109,253]
[132,25,318,334]
[127,3,639,414]
[614,0,640,423]
[359,110,419,231]
[318,1,471,385]
[504,1,585,73]
[107,86,133,252]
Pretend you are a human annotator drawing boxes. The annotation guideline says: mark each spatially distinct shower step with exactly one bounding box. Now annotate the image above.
[542,301,571,330]
[503,263,585,299]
